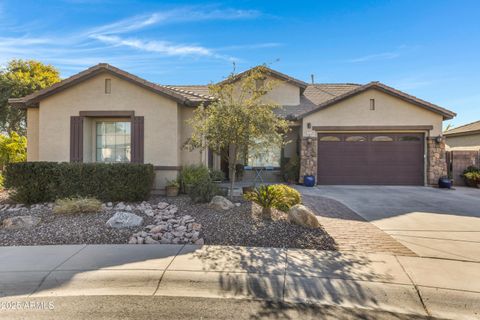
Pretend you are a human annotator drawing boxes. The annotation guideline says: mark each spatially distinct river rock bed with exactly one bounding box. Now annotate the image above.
[0,200,204,246]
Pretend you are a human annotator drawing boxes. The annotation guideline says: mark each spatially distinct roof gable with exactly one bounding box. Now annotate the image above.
[297,81,456,120]
[9,63,206,108]
[217,66,308,91]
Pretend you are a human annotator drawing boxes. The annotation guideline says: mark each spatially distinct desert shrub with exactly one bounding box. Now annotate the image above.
[244,185,286,219]
[270,184,302,212]
[4,162,155,204]
[53,197,102,214]
[189,176,219,203]
[179,165,210,193]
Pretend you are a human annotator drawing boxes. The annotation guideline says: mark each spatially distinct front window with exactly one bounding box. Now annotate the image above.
[96,121,131,162]
[247,142,281,168]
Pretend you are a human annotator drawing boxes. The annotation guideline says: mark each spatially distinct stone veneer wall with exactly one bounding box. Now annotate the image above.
[299,137,317,183]
[427,137,447,185]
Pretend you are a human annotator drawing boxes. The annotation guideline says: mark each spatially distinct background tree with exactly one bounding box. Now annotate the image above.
[0,60,61,134]
[0,131,27,187]
[187,66,290,198]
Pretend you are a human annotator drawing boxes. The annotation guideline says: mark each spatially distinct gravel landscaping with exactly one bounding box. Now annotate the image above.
[172,198,336,250]
[0,192,336,250]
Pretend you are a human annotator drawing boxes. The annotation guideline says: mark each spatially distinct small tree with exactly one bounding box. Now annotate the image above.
[187,66,290,198]
[0,60,61,134]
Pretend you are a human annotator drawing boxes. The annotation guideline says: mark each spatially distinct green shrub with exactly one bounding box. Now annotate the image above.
[189,176,219,203]
[281,155,300,183]
[463,166,480,175]
[244,184,302,218]
[244,185,285,219]
[53,197,102,214]
[210,169,225,181]
[464,172,480,185]
[166,179,180,188]
[462,166,480,187]
[270,184,302,212]
[179,165,210,193]
[4,162,155,204]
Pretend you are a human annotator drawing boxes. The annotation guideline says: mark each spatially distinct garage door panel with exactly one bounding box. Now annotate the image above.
[317,133,424,186]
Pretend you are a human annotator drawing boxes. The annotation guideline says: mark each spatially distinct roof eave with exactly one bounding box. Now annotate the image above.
[297,82,456,120]
[11,63,198,108]
[218,66,308,90]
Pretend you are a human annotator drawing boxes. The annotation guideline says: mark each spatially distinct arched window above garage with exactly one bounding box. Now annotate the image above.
[399,135,421,141]
[345,136,367,142]
[372,136,394,142]
[319,136,341,142]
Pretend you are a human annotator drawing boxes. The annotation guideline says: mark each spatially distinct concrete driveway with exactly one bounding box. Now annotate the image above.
[303,186,480,262]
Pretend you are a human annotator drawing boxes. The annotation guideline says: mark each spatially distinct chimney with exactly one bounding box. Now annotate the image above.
[310,74,315,84]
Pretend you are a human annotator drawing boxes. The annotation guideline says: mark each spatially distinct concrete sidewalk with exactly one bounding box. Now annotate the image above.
[0,244,479,320]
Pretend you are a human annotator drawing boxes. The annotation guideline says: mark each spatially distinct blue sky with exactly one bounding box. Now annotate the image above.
[1,0,479,128]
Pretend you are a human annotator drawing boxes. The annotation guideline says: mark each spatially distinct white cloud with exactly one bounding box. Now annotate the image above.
[91,34,214,57]
[86,7,261,35]
[0,5,261,69]
[0,37,52,47]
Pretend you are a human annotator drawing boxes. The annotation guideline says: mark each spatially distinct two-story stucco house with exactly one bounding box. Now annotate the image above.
[9,63,456,189]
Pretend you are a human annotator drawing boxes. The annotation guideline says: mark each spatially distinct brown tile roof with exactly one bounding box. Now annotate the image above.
[164,85,214,102]
[9,63,456,121]
[444,120,480,136]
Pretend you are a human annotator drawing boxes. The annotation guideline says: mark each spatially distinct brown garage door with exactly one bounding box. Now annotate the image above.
[317,133,424,185]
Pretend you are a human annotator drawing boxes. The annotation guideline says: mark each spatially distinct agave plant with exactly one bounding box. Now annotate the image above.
[244,185,285,219]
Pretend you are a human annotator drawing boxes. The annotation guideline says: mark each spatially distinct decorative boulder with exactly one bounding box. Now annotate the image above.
[209,196,235,210]
[106,211,143,229]
[287,205,321,229]
[2,215,41,230]
[157,202,169,210]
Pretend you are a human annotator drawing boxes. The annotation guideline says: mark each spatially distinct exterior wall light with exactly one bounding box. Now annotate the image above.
[435,136,443,143]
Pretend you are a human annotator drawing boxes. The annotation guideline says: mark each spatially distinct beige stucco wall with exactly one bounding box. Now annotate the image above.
[262,78,300,106]
[37,72,180,167]
[26,108,39,161]
[446,133,480,151]
[232,75,301,106]
[179,106,205,166]
[34,72,186,189]
[302,89,444,137]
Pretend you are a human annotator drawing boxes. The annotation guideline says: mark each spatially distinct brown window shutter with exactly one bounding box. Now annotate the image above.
[131,116,144,163]
[70,116,84,162]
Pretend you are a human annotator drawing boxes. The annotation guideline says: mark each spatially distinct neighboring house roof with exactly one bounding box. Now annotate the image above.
[216,65,309,91]
[297,81,456,120]
[8,63,209,108]
[9,63,456,121]
[444,120,480,137]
